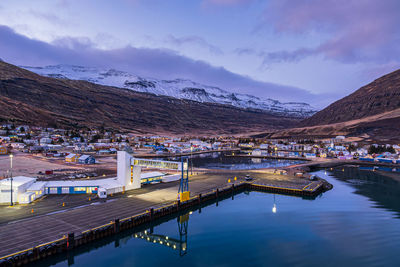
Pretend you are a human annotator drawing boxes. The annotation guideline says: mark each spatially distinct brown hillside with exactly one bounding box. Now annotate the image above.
[0,61,298,135]
[302,69,400,126]
[270,108,400,142]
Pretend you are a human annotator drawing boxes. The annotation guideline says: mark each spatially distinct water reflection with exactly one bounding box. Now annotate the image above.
[134,213,189,257]
[272,194,277,213]
[330,166,400,218]
[29,168,400,267]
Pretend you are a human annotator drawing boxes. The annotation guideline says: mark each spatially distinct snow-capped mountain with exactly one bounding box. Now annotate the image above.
[21,65,317,118]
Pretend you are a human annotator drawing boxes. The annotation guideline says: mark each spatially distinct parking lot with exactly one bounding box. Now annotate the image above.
[0,152,117,180]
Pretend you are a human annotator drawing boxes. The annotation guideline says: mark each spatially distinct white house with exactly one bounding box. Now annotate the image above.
[259,144,269,150]
[40,137,53,144]
[252,149,262,156]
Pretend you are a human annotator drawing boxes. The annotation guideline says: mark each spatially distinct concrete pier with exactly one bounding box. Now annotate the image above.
[0,170,328,265]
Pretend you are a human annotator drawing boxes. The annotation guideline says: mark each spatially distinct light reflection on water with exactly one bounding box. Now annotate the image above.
[32,168,400,267]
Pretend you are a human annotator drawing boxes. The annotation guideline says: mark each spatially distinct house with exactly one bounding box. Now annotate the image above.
[10,143,25,149]
[78,155,96,164]
[40,137,53,144]
[0,146,8,155]
[65,153,78,163]
[239,143,254,148]
[97,149,111,155]
[252,149,262,156]
[259,144,269,150]
[29,145,44,153]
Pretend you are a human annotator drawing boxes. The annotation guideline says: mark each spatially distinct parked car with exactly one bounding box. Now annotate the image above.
[245,175,253,181]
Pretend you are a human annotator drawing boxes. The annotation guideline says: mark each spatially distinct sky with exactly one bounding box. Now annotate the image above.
[0,0,399,108]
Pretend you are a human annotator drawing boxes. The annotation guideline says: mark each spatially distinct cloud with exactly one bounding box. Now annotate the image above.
[234,47,257,56]
[261,48,317,65]
[234,46,316,67]
[164,34,223,55]
[262,0,400,64]
[28,10,67,26]
[52,36,95,50]
[0,24,327,106]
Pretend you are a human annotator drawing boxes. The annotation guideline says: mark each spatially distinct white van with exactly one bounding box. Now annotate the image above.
[97,188,107,199]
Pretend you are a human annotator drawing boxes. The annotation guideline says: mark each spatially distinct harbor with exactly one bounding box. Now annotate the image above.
[1,144,400,266]
[3,167,400,266]
[0,154,328,266]
[3,151,400,265]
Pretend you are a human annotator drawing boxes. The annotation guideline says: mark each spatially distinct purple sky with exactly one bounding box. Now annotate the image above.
[0,0,399,108]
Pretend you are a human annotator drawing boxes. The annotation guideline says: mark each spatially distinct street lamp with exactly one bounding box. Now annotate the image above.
[10,154,13,206]
[190,146,193,175]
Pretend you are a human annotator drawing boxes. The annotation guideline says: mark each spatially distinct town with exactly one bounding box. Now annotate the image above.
[2,0,400,265]
[1,123,399,169]
[1,122,400,205]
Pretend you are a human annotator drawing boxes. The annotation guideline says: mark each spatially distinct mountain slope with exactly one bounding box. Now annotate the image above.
[21,64,317,118]
[268,108,400,142]
[302,69,400,126]
[0,61,299,135]
[264,69,400,142]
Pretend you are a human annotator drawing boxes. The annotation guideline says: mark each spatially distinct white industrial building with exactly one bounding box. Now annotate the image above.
[0,151,181,205]
[0,176,40,204]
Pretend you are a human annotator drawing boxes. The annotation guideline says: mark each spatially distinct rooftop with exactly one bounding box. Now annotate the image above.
[0,176,36,187]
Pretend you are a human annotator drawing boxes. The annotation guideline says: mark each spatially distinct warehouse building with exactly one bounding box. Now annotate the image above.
[0,172,174,204]
[0,151,181,204]
[0,176,39,204]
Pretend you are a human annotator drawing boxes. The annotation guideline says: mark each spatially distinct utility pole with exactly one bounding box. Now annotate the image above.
[10,154,13,206]
[190,146,193,175]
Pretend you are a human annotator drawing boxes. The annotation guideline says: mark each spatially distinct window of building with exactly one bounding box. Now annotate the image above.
[74,187,86,191]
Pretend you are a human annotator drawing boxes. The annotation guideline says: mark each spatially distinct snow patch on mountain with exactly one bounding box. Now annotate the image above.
[21,64,317,118]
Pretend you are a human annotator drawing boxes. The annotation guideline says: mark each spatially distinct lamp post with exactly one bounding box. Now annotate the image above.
[10,154,13,206]
[190,146,193,175]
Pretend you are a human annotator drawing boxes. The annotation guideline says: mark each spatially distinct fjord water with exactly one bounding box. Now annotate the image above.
[36,168,400,266]
[170,152,304,170]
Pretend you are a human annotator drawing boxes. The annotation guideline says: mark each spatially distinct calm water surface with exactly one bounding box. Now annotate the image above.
[168,152,305,170]
[34,167,400,266]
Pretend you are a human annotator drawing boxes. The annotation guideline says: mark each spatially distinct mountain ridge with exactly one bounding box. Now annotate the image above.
[21,64,317,118]
[0,61,299,135]
[302,68,400,126]
[264,68,400,142]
